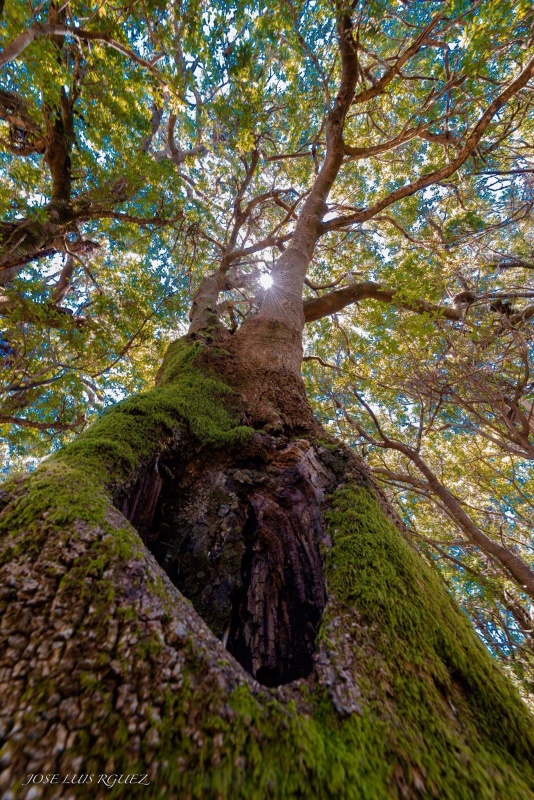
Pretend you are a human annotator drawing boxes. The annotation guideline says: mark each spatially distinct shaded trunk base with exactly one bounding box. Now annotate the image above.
[121,433,345,687]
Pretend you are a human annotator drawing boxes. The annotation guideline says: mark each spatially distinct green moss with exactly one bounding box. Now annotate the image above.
[0,461,110,563]
[319,485,534,798]
[316,439,339,453]
[55,337,251,482]
[0,337,251,552]
[74,484,534,800]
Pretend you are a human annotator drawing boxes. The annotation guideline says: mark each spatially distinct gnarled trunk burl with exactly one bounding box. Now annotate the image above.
[1,317,534,799]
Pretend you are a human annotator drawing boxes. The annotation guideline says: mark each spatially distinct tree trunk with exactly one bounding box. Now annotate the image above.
[1,325,534,799]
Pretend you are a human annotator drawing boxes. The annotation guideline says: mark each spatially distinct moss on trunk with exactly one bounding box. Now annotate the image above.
[1,338,533,799]
[0,337,250,559]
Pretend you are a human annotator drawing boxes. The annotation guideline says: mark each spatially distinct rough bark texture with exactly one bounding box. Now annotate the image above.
[126,434,333,687]
[1,334,534,799]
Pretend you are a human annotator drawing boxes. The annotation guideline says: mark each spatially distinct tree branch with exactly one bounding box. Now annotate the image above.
[323,52,534,233]
[0,414,83,432]
[0,23,166,83]
[340,400,534,600]
[351,13,444,105]
[303,280,461,322]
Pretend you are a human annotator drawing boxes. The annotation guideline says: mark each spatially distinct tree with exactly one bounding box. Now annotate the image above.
[1,0,534,797]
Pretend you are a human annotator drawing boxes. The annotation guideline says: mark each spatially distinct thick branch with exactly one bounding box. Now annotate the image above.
[188,269,228,334]
[257,9,359,332]
[303,280,461,322]
[44,90,74,206]
[140,104,163,153]
[0,220,98,286]
[0,24,42,67]
[157,113,207,166]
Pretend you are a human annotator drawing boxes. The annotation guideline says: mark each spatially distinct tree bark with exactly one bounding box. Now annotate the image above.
[1,330,534,799]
